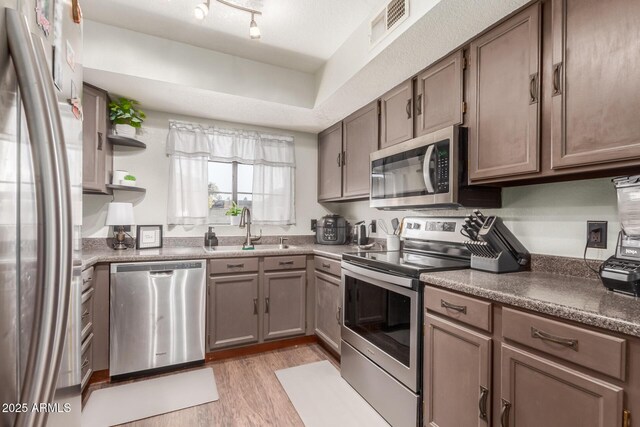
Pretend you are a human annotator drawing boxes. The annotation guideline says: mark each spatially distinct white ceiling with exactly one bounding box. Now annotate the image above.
[81,0,387,73]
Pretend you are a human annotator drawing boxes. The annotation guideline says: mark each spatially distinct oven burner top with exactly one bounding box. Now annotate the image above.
[342,250,470,278]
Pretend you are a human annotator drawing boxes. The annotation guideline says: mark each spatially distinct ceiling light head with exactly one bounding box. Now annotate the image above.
[194,1,210,20]
[249,13,261,40]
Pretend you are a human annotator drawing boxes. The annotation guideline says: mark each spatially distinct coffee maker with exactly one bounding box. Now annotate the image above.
[600,176,640,296]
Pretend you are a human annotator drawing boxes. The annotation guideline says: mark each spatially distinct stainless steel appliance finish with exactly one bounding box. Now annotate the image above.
[110,260,207,377]
[1,1,83,426]
[370,126,501,210]
[316,214,348,245]
[340,217,471,427]
[341,341,419,427]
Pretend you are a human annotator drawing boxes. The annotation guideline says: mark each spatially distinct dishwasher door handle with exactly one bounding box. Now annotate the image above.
[149,270,174,278]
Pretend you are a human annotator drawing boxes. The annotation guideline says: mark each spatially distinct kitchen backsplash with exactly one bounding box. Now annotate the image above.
[326,177,620,261]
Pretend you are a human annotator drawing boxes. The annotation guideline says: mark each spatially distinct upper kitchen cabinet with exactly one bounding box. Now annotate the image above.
[82,84,113,194]
[380,79,413,148]
[317,122,343,201]
[342,101,379,199]
[549,0,640,169]
[468,4,541,182]
[415,50,465,137]
[317,100,379,202]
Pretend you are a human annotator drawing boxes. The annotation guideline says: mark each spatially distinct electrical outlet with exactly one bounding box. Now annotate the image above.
[310,219,317,232]
[587,221,607,249]
[370,220,377,233]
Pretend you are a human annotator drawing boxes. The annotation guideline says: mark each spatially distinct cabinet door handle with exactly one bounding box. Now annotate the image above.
[97,131,104,151]
[253,298,258,315]
[406,98,412,119]
[226,263,244,268]
[416,94,422,116]
[500,399,511,427]
[478,386,489,421]
[441,299,467,314]
[529,73,539,104]
[265,297,270,314]
[336,306,342,323]
[623,410,631,427]
[336,152,341,167]
[279,261,294,266]
[342,150,346,166]
[531,326,578,351]
[552,63,562,96]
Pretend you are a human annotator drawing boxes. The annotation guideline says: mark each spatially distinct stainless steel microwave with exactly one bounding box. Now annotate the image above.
[370,126,501,209]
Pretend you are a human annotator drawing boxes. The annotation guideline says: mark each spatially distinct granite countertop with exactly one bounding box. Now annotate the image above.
[81,243,367,269]
[421,269,640,338]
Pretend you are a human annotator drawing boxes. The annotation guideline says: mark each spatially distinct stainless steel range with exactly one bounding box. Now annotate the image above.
[340,217,471,427]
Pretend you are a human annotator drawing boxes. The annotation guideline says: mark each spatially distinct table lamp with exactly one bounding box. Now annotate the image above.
[105,202,135,250]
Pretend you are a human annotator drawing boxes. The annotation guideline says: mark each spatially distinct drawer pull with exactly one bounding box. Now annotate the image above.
[531,326,578,351]
[81,309,90,319]
[478,386,488,421]
[227,263,244,268]
[322,263,331,268]
[253,298,258,315]
[81,358,89,369]
[279,261,294,266]
[500,399,511,427]
[441,299,467,314]
[83,277,92,284]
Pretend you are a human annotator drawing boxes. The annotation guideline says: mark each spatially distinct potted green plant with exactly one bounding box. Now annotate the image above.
[121,174,137,187]
[109,97,146,138]
[225,201,243,226]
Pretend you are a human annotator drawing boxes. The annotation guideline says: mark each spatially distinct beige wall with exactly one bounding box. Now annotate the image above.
[326,178,620,260]
[82,110,331,238]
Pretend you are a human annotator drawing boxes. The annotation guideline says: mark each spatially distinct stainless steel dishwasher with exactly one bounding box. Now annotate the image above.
[110,260,206,377]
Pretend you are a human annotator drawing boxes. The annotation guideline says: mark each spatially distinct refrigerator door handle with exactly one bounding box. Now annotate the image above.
[6,9,73,427]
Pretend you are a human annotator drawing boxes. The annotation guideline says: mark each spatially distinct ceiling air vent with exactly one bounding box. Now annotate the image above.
[369,0,409,48]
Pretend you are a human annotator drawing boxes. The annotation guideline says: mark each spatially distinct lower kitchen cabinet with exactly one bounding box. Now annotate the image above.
[424,314,491,427]
[500,344,623,427]
[424,285,635,427]
[314,271,341,354]
[208,273,259,350]
[263,270,306,341]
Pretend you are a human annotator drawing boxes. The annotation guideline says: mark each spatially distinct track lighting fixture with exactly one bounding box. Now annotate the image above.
[194,0,262,40]
[194,0,210,20]
[249,13,260,40]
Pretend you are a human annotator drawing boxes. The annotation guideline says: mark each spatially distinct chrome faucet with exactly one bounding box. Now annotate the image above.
[239,207,261,249]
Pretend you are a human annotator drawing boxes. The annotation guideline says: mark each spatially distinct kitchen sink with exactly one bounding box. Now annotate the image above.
[202,244,298,253]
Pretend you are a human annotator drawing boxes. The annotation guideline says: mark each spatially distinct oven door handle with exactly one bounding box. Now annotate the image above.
[341,261,417,292]
[422,144,436,194]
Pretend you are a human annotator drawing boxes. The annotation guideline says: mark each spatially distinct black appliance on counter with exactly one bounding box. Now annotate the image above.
[461,210,530,273]
[313,214,349,245]
[600,176,640,296]
[340,217,472,427]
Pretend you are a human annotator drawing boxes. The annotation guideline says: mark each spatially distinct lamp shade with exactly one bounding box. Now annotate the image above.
[105,202,135,226]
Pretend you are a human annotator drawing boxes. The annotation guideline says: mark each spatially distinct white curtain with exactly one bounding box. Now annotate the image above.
[166,120,296,225]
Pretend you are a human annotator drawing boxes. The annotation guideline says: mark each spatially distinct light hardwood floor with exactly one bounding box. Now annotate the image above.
[86,343,337,427]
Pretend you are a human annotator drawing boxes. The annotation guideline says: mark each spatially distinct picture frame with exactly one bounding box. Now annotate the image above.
[136,225,163,249]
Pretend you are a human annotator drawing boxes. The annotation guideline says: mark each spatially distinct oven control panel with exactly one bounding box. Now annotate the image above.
[401,217,468,243]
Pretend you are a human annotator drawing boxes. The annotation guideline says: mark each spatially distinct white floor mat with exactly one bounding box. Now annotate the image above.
[276,361,390,427]
[81,367,219,427]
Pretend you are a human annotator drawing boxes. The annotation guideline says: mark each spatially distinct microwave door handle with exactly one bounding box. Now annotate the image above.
[422,144,436,193]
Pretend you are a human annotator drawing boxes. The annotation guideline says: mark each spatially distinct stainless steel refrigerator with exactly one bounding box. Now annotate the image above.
[0,0,83,426]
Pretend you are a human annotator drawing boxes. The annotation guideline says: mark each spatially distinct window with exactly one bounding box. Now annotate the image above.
[208,161,253,223]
